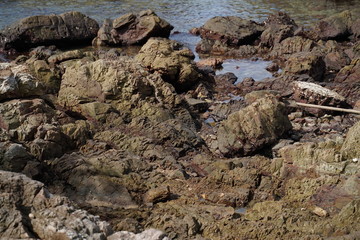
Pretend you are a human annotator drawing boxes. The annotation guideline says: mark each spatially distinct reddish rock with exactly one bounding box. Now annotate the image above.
[93,10,173,46]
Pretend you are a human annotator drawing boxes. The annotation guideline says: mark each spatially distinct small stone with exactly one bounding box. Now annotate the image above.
[312,206,328,217]
[143,186,171,204]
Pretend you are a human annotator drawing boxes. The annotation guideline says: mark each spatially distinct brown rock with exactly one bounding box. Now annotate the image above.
[284,52,325,81]
[0,12,99,51]
[93,10,173,47]
[143,186,171,204]
[217,96,292,156]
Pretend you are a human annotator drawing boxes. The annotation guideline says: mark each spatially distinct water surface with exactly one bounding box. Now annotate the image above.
[1,0,360,31]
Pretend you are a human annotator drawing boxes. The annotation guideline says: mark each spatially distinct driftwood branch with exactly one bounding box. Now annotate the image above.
[290,101,360,115]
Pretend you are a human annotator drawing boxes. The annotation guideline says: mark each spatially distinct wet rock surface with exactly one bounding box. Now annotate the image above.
[93,10,173,47]
[1,9,360,240]
[0,11,99,51]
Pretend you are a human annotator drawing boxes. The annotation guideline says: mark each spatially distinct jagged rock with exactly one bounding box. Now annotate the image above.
[93,10,173,47]
[351,19,360,39]
[47,49,85,64]
[341,121,360,160]
[0,142,33,172]
[135,38,204,92]
[312,10,354,40]
[197,16,264,47]
[49,150,139,209]
[0,11,99,51]
[324,49,351,71]
[261,12,298,48]
[284,52,325,81]
[335,58,360,83]
[0,170,113,239]
[216,96,292,156]
[279,140,344,175]
[108,229,170,240]
[58,55,180,113]
[143,186,171,204]
[0,99,77,160]
[292,81,348,115]
[0,63,47,100]
[270,36,316,57]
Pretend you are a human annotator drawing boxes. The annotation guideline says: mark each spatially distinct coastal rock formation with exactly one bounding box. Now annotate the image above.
[216,96,292,156]
[341,121,360,160]
[93,10,173,47]
[196,16,264,46]
[312,10,354,40]
[0,170,114,239]
[260,12,298,48]
[0,11,99,51]
[284,52,326,81]
[136,38,205,92]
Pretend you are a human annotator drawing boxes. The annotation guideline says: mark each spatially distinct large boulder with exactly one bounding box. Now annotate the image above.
[0,11,99,51]
[335,58,360,83]
[260,12,298,48]
[135,38,204,92]
[341,121,360,160]
[312,10,354,40]
[93,10,173,47]
[196,16,264,46]
[216,96,292,156]
[0,170,114,239]
[283,52,325,81]
[270,36,316,57]
[58,55,180,110]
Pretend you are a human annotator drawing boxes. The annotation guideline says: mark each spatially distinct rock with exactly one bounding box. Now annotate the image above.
[0,11,99,51]
[197,16,264,47]
[216,96,292,156]
[0,142,33,172]
[292,81,349,115]
[312,206,328,217]
[58,55,180,112]
[49,151,139,209]
[244,90,280,105]
[335,58,360,83]
[0,170,113,239]
[215,72,238,84]
[279,140,344,175]
[135,38,204,92]
[324,49,351,71]
[341,121,360,161]
[266,62,280,72]
[261,12,298,48]
[0,62,47,100]
[351,18,360,39]
[283,52,325,81]
[196,58,223,69]
[47,49,84,64]
[143,186,171,204]
[312,10,354,40]
[270,36,316,57]
[108,229,170,240]
[93,10,173,47]
[0,98,77,160]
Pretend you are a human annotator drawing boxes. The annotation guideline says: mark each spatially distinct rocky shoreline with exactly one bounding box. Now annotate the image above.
[1,9,360,240]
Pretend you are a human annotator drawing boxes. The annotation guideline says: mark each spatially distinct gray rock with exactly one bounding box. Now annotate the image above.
[0,11,99,50]
[93,10,173,47]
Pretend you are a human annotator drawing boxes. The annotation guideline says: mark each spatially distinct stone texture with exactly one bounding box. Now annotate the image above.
[216,96,292,156]
[341,121,360,161]
[313,10,354,40]
[135,38,204,92]
[197,16,264,46]
[0,170,113,239]
[93,10,173,47]
[0,11,99,50]
[284,52,325,81]
[292,81,349,115]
